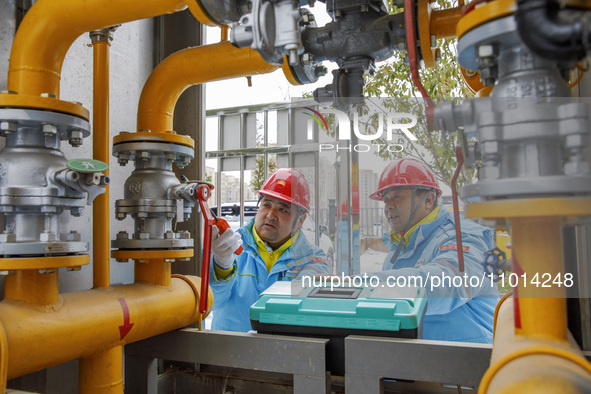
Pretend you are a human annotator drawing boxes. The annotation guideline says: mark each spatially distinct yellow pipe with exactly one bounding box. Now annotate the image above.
[510,217,567,342]
[7,0,187,97]
[137,41,279,133]
[0,319,7,393]
[479,298,591,393]
[430,6,463,39]
[92,31,112,289]
[0,276,212,379]
[135,259,172,288]
[4,269,60,307]
[79,346,123,394]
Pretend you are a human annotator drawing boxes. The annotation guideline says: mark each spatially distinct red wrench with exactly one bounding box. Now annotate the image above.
[196,184,243,314]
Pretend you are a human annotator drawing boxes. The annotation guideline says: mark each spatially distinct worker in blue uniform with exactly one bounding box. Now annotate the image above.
[369,158,499,343]
[209,168,330,332]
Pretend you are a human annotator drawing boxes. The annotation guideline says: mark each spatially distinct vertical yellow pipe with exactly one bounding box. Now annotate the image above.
[79,346,123,394]
[511,217,567,342]
[7,0,187,97]
[91,29,112,289]
[0,320,7,394]
[4,270,59,306]
[135,260,172,288]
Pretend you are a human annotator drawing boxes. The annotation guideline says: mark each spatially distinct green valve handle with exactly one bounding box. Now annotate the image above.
[66,159,109,173]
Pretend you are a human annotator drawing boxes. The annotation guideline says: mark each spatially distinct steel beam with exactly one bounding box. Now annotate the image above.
[125,328,330,394]
[345,336,492,393]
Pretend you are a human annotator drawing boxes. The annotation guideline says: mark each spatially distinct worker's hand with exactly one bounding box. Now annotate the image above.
[211,226,242,269]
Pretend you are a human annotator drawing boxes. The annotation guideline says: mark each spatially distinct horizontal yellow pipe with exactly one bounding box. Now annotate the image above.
[7,0,187,97]
[0,276,211,379]
[481,298,591,393]
[137,41,279,133]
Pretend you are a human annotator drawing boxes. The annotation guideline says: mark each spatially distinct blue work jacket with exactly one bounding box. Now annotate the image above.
[377,208,499,343]
[209,218,330,332]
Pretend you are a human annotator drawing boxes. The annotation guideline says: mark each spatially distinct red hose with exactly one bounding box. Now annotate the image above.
[404,0,436,128]
[451,147,465,272]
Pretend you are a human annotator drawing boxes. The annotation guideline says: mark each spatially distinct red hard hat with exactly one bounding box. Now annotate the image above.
[369,158,442,200]
[258,168,310,212]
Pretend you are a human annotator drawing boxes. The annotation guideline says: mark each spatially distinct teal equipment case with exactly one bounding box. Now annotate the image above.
[250,282,427,375]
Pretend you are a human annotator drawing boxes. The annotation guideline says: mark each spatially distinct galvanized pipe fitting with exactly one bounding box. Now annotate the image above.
[111,133,197,251]
[0,108,108,256]
[436,12,591,200]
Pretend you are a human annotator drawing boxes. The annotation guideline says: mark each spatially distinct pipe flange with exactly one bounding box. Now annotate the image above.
[0,93,89,121]
[111,248,194,261]
[0,108,90,142]
[465,197,591,220]
[0,254,89,270]
[113,130,194,148]
[457,15,521,72]
[462,176,591,200]
[0,241,88,256]
[112,141,194,169]
[111,238,194,250]
[456,0,516,40]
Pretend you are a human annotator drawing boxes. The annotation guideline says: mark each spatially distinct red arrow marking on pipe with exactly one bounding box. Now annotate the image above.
[118,298,134,340]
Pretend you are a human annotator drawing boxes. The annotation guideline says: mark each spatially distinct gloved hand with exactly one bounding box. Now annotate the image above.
[211,225,242,269]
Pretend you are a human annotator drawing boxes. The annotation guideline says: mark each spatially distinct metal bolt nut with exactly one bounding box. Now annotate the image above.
[65,231,81,241]
[478,44,496,58]
[116,258,129,263]
[117,152,130,166]
[70,207,83,217]
[164,231,175,239]
[42,124,57,136]
[480,166,500,179]
[38,269,56,274]
[301,12,315,24]
[165,152,176,162]
[139,151,151,161]
[138,232,150,240]
[40,233,57,242]
[116,212,126,220]
[68,130,84,147]
[164,259,175,263]
[116,231,129,240]
[0,121,17,134]
[0,270,16,276]
[430,34,437,48]
[66,266,82,272]
[40,93,57,98]
[0,233,16,243]
[301,53,314,66]
[315,66,328,77]
[565,160,590,175]
[565,134,586,149]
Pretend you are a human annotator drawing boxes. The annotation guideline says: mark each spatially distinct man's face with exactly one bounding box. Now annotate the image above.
[255,195,305,247]
[382,188,433,233]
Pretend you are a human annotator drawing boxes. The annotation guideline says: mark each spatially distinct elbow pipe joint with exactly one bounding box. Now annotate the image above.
[515,0,590,62]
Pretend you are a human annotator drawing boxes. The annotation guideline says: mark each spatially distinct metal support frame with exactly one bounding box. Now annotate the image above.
[125,329,330,394]
[345,336,492,393]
